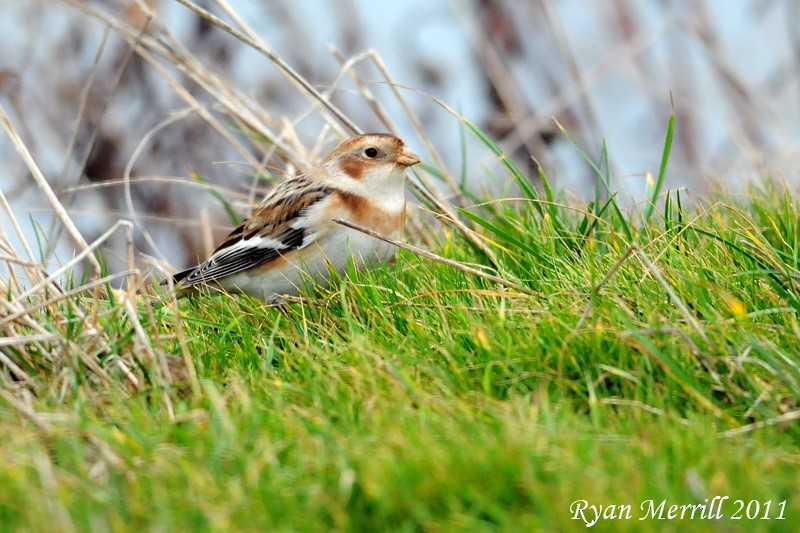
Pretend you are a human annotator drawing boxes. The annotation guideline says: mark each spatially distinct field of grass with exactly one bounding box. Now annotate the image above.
[1,2,799,529]
[2,118,800,531]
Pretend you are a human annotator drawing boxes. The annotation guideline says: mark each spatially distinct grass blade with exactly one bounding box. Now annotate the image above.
[644,107,675,223]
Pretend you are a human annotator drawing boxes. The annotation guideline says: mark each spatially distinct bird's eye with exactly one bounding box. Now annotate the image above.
[364,147,379,158]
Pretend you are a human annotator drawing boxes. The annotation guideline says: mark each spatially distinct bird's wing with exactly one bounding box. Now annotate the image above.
[173,178,333,287]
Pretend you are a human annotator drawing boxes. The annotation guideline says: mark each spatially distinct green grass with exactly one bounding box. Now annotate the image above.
[2,160,800,530]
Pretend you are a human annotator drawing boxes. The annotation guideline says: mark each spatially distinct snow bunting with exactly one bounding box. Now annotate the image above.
[170,133,420,302]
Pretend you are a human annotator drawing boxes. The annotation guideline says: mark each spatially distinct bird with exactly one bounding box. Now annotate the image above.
[169,133,421,303]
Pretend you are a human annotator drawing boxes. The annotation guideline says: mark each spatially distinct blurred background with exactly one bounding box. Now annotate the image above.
[0,0,797,275]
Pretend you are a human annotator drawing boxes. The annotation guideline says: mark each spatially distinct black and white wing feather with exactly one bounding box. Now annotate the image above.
[172,178,332,287]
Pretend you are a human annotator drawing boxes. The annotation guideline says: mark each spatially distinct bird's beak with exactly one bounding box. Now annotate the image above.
[396,146,421,167]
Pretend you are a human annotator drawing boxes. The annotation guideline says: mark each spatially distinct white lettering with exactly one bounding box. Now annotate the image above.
[716,496,728,519]
[640,499,667,520]
[571,501,632,527]
[608,504,632,520]
[570,500,600,527]
[679,503,704,519]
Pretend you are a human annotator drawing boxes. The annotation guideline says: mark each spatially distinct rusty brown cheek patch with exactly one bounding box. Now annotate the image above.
[339,156,369,180]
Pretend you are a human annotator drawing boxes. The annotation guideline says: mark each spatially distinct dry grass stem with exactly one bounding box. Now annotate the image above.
[332,218,542,298]
[0,104,101,273]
